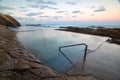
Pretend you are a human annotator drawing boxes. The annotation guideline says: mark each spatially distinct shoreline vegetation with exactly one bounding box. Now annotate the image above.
[57,26,120,45]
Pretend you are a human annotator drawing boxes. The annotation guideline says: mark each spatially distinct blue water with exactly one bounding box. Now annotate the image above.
[41,23,120,28]
[16,26,109,72]
[36,21,120,28]
[15,26,120,80]
[21,21,120,28]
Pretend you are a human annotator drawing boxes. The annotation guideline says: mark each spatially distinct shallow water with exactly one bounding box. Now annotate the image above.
[16,26,120,79]
[67,43,120,80]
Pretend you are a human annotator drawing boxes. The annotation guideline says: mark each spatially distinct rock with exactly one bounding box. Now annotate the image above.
[0,13,21,27]
[0,25,99,80]
[0,25,64,80]
[57,27,120,45]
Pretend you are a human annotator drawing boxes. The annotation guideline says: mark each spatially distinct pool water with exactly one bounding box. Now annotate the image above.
[16,26,120,80]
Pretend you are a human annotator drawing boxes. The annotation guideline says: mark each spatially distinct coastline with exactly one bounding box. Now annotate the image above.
[0,25,98,80]
[0,25,63,79]
[57,27,120,45]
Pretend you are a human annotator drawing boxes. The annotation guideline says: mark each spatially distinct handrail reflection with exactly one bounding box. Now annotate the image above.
[59,43,88,64]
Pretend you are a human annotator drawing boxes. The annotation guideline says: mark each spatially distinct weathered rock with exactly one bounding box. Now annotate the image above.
[0,13,21,27]
[57,27,120,45]
[0,25,99,80]
[0,25,63,80]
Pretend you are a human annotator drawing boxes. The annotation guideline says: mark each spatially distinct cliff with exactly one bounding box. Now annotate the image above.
[0,13,20,27]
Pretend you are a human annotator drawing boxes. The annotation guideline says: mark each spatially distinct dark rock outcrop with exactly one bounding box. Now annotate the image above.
[57,27,120,45]
[0,13,20,27]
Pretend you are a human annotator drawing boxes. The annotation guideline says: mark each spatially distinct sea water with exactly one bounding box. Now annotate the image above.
[16,26,120,80]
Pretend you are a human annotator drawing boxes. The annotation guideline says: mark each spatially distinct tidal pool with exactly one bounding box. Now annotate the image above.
[16,26,120,80]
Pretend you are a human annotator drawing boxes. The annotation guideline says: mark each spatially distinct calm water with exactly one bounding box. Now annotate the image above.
[40,23,120,28]
[16,26,120,80]
[21,22,120,28]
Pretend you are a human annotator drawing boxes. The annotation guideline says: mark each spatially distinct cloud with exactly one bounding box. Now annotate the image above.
[15,16,37,23]
[91,14,95,16]
[39,16,50,18]
[30,5,39,8]
[42,1,57,5]
[65,14,69,15]
[19,7,29,12]
[72,15,77,17]
[30,4,57,10]
[19,7,27,9]
[15,17,25,21]
[5,12,13,15]
[91,6,95,9]
[26,0,34,1]
[56,11,67,13]
[72,10,80,13]
[0,5,14,11]
[52,16,62,20]
[40,5,57,10]
[72,10,84,14]
[26,12,44,16]
[28,0,57,10]
[94,8,106,12]
[0,11,13,15]
[27,0,57,11]
[94,6,106,12]
[118,0,120,3]
[39,16,62,20]
[37,0,57,5]
[66,1,76,5]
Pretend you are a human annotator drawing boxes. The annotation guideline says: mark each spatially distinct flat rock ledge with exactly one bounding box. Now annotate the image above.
[0,25,98,80]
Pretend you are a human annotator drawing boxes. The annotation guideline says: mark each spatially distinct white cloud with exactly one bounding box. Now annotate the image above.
[26,12,44,16]
[66,1,76,5]
[94,6,106,12]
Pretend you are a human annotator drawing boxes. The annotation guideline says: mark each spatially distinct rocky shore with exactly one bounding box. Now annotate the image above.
[57,27,120,45]
[0,13,99,80]
[0,18,99,80]
[0,25,61,80]
[0,13,20,27]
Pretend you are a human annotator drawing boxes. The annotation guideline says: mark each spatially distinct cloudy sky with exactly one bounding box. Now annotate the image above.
[0,0,120,25]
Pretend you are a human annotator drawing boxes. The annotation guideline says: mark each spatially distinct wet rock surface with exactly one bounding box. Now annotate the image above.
[57,27,120,45]
[0,25,98,80]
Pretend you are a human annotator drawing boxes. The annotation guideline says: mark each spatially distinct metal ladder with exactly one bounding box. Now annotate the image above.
[59,43,88,64]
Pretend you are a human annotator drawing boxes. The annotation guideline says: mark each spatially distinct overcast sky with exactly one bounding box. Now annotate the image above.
[0,0,120,24]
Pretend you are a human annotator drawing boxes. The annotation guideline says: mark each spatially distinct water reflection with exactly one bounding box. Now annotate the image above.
[67,43,120,80]
[16,27,120,80]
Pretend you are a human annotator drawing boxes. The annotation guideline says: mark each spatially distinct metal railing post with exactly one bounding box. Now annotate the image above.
[59,43,88,64]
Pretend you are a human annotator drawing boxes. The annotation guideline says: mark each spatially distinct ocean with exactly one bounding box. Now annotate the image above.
[38,22,120,28]
[22,21,120,28]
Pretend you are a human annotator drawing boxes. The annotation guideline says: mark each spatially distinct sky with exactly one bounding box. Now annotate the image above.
[0,0,120,25]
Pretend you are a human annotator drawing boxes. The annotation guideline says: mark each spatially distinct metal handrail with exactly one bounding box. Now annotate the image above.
[59,43,88,64]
